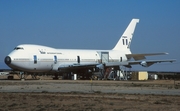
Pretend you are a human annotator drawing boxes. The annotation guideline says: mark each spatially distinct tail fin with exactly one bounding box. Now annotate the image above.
[112,19,139,51]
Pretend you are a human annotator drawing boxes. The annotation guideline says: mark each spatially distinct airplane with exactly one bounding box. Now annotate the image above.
[4,19,175,79]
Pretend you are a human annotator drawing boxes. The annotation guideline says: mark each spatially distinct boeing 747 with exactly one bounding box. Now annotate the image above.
[4,19,175,79]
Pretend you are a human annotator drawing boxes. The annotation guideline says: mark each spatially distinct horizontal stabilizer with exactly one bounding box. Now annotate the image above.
[126,52,168,60]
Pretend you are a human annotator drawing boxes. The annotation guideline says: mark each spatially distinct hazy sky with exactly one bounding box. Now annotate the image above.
[0,0,179,71]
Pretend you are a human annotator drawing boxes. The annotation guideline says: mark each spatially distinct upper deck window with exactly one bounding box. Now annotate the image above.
[14,47,24,50]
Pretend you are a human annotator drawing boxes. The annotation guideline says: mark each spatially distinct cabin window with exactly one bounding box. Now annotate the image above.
[34,55,37,64]
[54,55,57,64]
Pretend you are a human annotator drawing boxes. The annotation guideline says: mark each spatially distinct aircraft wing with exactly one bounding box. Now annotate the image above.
[126,52,168,60]
[57,59,175,72]
[58,62,123,72]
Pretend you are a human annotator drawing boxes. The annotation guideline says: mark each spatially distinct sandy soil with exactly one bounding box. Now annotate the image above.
[0,76,180,111]
[0,92,180,111]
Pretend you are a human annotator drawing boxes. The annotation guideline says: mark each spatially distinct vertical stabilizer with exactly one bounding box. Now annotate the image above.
[112,19,139,51]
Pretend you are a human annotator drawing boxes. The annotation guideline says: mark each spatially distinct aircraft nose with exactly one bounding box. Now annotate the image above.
[4,56,11,65]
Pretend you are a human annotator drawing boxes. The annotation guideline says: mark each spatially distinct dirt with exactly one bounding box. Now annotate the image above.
[0,77,180,111]
[0,92,179,111]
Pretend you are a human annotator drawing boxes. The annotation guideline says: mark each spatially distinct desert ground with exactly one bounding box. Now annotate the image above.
[0,75,180,111]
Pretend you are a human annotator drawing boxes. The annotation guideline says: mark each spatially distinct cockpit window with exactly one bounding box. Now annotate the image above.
[14,47,24,50]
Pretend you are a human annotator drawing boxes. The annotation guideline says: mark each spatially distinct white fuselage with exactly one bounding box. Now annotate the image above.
[5,44,131,72]
[5,19,140,73]
[4,19,175,73]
